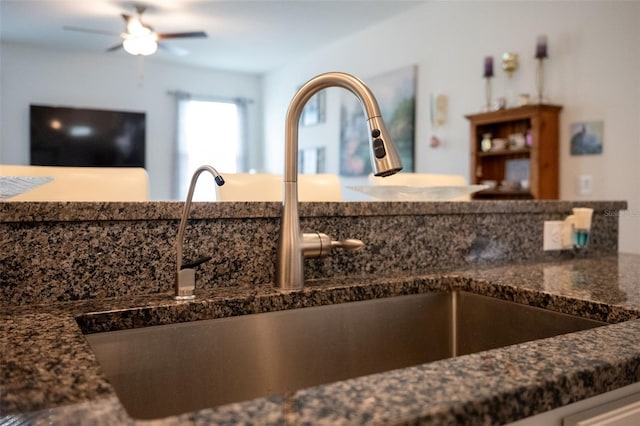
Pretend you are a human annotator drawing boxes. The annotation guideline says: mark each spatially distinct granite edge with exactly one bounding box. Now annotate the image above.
[0,200,628,223]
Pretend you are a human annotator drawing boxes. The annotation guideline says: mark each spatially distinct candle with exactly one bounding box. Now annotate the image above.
[536,35,548,59]
[483,56,494,78]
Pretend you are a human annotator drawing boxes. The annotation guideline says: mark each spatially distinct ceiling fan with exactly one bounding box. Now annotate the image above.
[64,5,207,56]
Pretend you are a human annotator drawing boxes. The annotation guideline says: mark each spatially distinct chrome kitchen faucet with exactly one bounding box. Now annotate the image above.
[175,165,225,300]
[276,72,403,291]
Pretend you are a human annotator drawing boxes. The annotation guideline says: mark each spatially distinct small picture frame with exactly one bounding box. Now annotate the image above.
[571,121,603,156]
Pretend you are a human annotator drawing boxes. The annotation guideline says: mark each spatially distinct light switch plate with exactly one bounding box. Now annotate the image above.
[579,174,592,195]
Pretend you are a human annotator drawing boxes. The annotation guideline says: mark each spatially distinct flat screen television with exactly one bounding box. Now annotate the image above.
[30,104,146,168]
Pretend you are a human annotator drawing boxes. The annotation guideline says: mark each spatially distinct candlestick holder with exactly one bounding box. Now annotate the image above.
[536,57,546,104]
[535,35,549,104]
[482,56,494,111]
[484,76,492,112]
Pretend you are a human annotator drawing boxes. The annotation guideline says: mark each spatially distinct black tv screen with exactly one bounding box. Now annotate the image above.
[30,104,146,168]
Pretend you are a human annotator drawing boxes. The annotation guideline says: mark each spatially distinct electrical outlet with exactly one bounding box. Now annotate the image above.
[579,174,592,195]
[543,221,564,251]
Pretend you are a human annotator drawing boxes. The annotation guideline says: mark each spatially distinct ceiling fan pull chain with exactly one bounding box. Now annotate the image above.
[138,55,145,88]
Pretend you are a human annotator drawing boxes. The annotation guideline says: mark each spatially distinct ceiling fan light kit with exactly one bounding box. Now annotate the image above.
[121,10,156,56]
[123,34,158,56]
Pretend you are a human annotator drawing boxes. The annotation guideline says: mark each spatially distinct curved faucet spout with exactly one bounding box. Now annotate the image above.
[276,72,403,291]
[175,165,225,300]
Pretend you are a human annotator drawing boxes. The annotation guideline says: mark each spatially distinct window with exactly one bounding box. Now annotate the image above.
[174,97,247,200]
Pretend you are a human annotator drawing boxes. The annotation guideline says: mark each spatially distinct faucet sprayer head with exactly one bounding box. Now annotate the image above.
[367,115,403,177]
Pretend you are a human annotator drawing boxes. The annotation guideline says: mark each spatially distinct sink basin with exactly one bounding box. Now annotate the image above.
[84,291,605,420]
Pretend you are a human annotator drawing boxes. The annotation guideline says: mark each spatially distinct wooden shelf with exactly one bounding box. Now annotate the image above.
[478,148,530,157]
[466,105,562,200]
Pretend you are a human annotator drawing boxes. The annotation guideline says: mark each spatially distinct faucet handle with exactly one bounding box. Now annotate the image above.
[181,255,212,269]
[302,232,365,258]
[331,238,364,252]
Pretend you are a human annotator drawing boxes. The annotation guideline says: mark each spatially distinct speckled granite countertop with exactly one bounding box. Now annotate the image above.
[2,254,640,425]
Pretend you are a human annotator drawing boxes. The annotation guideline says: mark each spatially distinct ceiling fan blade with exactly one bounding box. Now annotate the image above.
[157,31,207,40]
[106,43,123,52]
[158,42,188,56]
[63,26,122,37]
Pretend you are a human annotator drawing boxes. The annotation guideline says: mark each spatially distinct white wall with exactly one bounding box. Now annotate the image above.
[0,42,262,200]
[262,1,640,254]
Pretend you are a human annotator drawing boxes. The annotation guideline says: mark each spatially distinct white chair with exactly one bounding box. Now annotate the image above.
[215,173,342,201]
[0,165,149,201]
[368,172,470,201]
[215,173,282,201]
[300,174,343,201]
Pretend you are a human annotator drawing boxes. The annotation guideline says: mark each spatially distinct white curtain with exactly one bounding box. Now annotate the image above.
[171,91,250,200]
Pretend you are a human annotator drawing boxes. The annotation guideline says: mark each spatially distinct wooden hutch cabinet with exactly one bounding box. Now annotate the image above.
[465,104,562,200]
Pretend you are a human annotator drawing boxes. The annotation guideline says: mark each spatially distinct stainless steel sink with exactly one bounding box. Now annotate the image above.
[84,291,606,420]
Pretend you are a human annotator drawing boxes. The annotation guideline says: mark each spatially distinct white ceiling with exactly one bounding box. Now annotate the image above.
[0,0,426,74]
